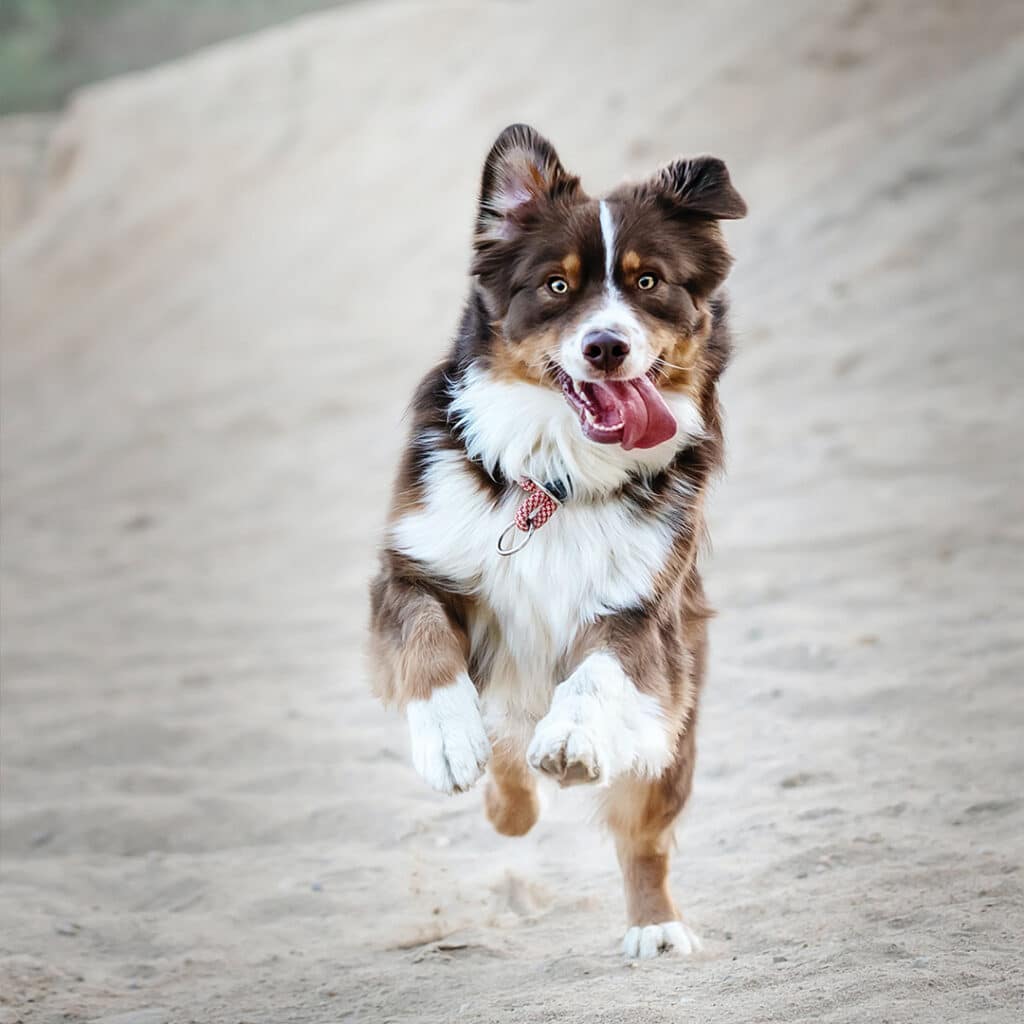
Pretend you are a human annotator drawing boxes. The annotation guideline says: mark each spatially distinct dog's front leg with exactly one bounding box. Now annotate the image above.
[526,644,703,958]
[526,650,674,787]
[370,569,490,794]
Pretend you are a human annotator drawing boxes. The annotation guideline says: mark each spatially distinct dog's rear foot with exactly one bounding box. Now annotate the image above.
[484,775,539,836]
[622,920,702,959]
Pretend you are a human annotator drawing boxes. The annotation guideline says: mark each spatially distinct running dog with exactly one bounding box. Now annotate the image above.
[369,124,746,958]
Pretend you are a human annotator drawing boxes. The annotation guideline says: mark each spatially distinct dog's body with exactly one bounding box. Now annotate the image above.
[369,125,745,958]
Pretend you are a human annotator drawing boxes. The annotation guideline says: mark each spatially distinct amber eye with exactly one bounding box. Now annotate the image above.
[637,273,657,290]
[547,276,569,295]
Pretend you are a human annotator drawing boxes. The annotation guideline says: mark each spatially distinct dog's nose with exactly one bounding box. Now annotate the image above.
[581,331,630,373]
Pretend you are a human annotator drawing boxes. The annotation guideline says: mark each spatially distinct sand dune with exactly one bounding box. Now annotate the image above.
[2,1,1023,1021]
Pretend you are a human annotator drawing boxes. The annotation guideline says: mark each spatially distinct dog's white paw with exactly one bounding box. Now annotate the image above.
[527,652,672,787]
[622,920,703,959]
[406,674,490,794]
[527,713,606,786]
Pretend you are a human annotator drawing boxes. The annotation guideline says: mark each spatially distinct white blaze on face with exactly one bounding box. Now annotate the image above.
[600,199,618,284]
[558,200,653,381]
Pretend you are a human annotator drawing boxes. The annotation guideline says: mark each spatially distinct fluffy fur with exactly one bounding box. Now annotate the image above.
[368,123,745,958]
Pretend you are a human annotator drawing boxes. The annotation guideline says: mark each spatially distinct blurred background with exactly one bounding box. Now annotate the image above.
[0,0,354,113]
[1,2,1022,1022]
[0,0,347,237]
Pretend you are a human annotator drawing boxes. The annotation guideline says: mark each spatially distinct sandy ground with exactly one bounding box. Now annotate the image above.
[2,2,1023,1022]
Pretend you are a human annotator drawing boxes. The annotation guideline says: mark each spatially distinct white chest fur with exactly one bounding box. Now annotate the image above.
[391,364,703,746]
[390,447,676,745]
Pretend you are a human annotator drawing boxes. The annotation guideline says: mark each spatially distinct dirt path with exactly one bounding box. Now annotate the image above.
[2,2,1022,1021]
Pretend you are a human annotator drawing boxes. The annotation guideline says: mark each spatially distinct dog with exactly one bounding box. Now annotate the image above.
[369,124,745,958]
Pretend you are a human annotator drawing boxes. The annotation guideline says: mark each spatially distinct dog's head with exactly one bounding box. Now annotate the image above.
[470,124,745,452]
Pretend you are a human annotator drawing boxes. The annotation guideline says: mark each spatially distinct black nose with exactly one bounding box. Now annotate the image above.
[582,330,630,372]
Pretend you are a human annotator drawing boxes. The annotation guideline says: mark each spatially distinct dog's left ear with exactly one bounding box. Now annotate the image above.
[656,156,747,220]
[475,124,580,243]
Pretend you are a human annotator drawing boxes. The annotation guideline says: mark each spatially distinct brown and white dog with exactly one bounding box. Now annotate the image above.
[369,124,745,958]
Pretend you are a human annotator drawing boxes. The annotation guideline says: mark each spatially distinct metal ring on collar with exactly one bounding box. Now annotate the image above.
[496,520,535,556]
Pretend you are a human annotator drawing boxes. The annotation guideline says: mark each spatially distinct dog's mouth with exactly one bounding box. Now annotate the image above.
[556,369,677,451]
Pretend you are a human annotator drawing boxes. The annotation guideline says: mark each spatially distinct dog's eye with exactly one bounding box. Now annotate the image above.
[547,276,569,295]
[637,273,658,291]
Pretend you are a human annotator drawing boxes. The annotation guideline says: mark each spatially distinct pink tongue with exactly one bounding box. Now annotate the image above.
[589,378,678,450]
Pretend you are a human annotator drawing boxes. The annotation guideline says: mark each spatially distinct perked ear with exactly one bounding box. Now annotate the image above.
[476,124,580,242]
[656,156,747,220]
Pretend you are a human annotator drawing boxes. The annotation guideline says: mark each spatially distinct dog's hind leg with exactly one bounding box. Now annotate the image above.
[603,730,703,959]
[485,739,540,836]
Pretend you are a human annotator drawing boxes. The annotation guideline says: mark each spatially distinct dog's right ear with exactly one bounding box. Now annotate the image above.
[475,124,580,244]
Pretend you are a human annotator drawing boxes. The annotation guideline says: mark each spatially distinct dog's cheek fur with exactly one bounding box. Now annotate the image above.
[482,260,603,388]
[496,280,598,385]
[651,311,719,414]
[473,243,520,319]
[670,220,735,298]
[487,326,560,385]
[503,284,556,343]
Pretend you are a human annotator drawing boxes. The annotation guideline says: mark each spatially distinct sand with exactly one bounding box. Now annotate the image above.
[1,2,1022,1021]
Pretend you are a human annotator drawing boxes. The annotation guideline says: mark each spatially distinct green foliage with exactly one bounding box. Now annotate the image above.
[0,0,344,113]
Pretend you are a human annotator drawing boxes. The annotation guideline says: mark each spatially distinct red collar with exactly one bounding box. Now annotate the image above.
[496,478,564,556]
